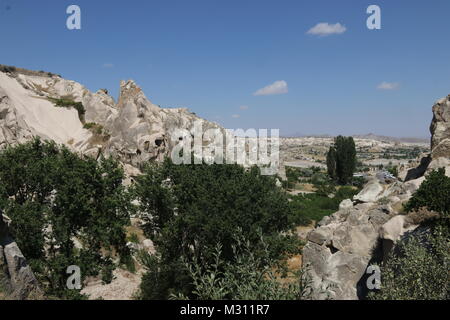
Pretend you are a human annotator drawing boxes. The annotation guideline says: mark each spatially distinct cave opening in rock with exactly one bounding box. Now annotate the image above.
[155,139,164,147]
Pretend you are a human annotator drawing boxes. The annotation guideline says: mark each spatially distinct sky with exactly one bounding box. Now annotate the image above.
[1,0,450,138]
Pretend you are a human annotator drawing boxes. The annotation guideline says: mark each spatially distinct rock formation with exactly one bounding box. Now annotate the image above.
[430,95,450,159]
[0,66,226,299]
[0,68,223,171]
[0,214,43,300]
[302,93,450,300]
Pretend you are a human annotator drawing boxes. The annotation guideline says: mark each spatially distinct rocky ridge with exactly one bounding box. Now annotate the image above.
[0,67,223,178]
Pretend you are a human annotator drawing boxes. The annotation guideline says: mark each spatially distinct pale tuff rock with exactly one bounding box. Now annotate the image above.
[353,179,384,203]
[0,215,43,300]
[397,94,450,181]
[0,71,92,151]
[304,203,390,300]
[81,268,143,300]
[104,79,223,167]
[0,69,223,170]
[339,199,353,210]
[426,157,450,177]
[430,95,450,159]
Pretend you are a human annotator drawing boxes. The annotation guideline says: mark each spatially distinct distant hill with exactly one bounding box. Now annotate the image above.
[282,132,429,144]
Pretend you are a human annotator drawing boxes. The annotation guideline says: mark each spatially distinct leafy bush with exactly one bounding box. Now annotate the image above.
[133,159,298,299]
[83,122,104,135]
[288,186,358,226]
[168,230,312,300]
[0,65,16,73]
[368,169,450,300]
[0,138,132,298]
[404,168,450,218]
[368,227,449,300]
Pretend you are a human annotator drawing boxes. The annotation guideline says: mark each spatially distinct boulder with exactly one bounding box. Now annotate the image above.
[379,215,419,261]
[302,204,385,300]
[403,176,426,194]
[353,180,384,203]
[426,157,450,177]
[339,199,353,210]
[0,216,43,300]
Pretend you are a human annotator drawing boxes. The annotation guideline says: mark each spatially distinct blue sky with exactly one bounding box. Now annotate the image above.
[1,0,449,138]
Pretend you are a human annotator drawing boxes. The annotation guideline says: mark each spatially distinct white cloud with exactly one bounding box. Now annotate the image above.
[231,114,240,118]
[239,105,249,110]
[377,82,400,90]
[102,63,114,68]
[253,80,288,96]
[306,22,347,37]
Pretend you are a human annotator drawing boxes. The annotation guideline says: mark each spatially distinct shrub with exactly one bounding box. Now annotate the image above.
[288,186,358,226]
[0,138,132,298]
[49,98,86,122]
[368,169,450,300]
[404,168,450,218]
[368,227,449,300]
[168,231,312,300]
[133,159,297,299]
[83,122,104,135]
[0,65,16,73]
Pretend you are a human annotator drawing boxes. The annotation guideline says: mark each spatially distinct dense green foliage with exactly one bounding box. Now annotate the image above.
[369,168,450,300]
[0,139,132,299]
[288,186,358,226]
[404,168,450,218]
[387,165,399,178]
[284,166,324,190]
[368,227,449,300]
[326,147,337,180]
[326,136,356,184]
[133,159,299,299]
[166,230,312,300]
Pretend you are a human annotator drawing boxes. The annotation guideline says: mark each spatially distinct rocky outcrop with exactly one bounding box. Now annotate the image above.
[0,68,223,171]
[430,95,450,159]
[398,94,450,182]
[104,80,223,167]
[0,215,43,300]
[302,176,427,300]
[303,201,394,299]
[353,179,384,203]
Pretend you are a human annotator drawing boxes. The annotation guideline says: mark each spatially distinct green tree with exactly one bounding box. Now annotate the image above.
[326,136,356,185]
[133,159,298,299]
[326,147,337,180]
[0,138,132,298]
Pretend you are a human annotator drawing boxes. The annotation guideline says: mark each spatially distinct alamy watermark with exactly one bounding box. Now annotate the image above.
[366,265,381,290]
[66,265,81,290]
[66,5,81,30]
[170,121,280,175]
[66,5,382,31]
